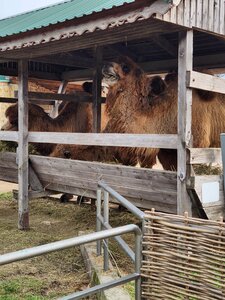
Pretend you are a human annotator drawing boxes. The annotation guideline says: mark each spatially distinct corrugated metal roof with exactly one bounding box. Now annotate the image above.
[0,0,135,38]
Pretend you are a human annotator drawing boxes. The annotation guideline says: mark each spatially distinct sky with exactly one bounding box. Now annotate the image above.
[0,0,67,20]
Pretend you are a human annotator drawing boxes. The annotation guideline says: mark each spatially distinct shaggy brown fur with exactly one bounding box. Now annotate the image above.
[56,57,225,170]
[103,57,225,170]
[51,58,160,167]
[2,101,93,155]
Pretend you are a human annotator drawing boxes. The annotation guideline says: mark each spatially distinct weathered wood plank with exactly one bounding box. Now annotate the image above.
[214,0,220,33]
[0,97,55,105]
[190,0,196,27]
[44,182,177,213]
[196,0,203,28]
[0,166,18,183]
[18,59,29,230]
[202,0,209,30]
[177,0,184,25]
[189,148,222,165]
[34,167,177,195]
[29,164,44,192]
[26,132,178,148]
[208,0,214,32]
[177,30,193,215]
[184,0,190,27]
[0,131,178,149]
[50,80,68,118]
[15,91,92,103]
[0,131,18,142]
[187,70,225,94]
[219,0,225,34]
[92,47,102,133]
[30,155,176,186]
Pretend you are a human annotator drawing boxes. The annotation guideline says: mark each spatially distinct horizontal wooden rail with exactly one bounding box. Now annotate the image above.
[0,131,18,142]
[0,131,178,148]
[187,71,225,95]
[189,148,222,165]
[0,97,55,105]
[28,132,178,148]
[14,91,106,103]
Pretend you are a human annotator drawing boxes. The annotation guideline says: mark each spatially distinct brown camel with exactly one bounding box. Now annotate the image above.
[53,57,225,172]
[1,101,93,155]
[102,57,225,170]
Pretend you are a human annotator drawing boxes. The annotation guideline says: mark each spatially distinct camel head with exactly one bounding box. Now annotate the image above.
[1,103,50,131]
[1,104,18,131]
[102,56,143,86]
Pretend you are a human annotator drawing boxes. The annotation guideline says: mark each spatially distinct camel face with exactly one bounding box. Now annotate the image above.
[102,56,143,86]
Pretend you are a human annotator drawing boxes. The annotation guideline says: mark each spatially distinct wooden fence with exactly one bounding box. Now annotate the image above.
[0,152,177,213]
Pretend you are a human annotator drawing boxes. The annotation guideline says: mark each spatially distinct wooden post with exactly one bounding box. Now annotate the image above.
[50,80,68,118]
[18,59,29,230]
[92,47,102,133]
[177,30,193,216]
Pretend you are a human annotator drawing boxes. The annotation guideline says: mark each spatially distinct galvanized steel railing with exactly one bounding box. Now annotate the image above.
[0,224,142,300]
[96,180,145,299]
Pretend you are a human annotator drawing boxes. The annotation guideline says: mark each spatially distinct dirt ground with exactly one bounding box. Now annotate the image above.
[0,193,138,300]
[0,181,18,193]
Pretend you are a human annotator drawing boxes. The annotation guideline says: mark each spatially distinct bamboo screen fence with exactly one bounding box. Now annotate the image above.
[142,211,225,299]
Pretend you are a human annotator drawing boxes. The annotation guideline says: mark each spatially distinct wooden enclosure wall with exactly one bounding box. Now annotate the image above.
[156,0,225,35]
[0,152,177,213]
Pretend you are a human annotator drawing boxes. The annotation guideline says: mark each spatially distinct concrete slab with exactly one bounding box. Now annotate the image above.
[79,231,132,300]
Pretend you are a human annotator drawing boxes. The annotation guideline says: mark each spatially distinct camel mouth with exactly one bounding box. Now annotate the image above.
[1,122,18,131]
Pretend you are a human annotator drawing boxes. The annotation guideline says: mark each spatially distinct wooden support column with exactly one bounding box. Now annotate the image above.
[50,80,68,118]
[92,47,102,133]
[177,30,193,216]
[18,59,29,230]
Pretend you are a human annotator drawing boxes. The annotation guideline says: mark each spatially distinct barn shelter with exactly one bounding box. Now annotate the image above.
[0,0,225,229]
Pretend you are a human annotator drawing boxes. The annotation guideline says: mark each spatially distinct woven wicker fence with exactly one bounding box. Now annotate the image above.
[142,211,225,300]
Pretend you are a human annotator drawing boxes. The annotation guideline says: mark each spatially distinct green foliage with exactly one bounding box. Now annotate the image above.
[0,192,13,201]
[0,141,39,155]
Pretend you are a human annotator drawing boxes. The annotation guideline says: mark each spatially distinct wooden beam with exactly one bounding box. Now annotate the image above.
[187,70,225,95]
[0,131,18,141]
[109,44,138,61]
[34,54,94,69]
[62,68,94,81]
[18,59,29,230]
[151,35,177,57]
[0,19,179,60]
[177,30,193,216]
[189,148,222,165]
[15,91,92,103]
[50,80,68,118]
[27,132,178,148]
[0,97,55,105]
[0,131,178,148]
[0,65,61,81]
[92,47,102,133]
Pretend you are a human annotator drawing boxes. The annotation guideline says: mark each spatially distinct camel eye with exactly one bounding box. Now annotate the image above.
[122,64,130,74]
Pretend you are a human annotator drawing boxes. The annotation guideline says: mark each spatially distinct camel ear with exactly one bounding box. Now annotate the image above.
[82,82,93,94]
[5,104,18,123]
[149,76,166,96]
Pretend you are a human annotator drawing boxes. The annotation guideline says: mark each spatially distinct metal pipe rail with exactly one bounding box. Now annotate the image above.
[96,180,145,291]
[0,225,142,300]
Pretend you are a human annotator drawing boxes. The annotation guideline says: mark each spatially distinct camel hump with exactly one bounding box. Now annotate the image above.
[165,71,215,101]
